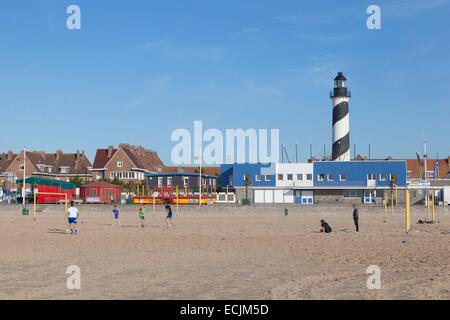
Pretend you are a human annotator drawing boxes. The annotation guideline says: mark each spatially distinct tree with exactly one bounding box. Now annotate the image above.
[69,176,84,188]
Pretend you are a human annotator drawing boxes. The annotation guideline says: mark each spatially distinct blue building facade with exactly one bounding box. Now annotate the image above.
[220,163,276,188]
[313,161,407,188]
[220,160,407,205]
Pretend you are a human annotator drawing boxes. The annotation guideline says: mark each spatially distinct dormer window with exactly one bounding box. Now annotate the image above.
[60,167,70,174]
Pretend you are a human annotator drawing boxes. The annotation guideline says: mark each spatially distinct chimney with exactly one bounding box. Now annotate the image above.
[7,151,14,161]
[75,150,81,161]
[107,146,114,158]
[447,156,450,165]
[56,150,63,161]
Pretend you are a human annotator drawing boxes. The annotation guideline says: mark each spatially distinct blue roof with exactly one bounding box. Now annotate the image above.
[145,172,217,179]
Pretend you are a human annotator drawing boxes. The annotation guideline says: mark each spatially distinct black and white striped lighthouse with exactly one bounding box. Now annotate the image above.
[331,72,351,161]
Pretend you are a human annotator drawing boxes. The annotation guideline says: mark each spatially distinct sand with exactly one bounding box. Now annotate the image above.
[0,204,449,300]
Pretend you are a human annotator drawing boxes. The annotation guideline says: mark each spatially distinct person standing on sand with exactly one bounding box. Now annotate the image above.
[353,204,359,232]
[165,204,174,228]
[113,205,121,227]
[139,205,146,228]
[67,201,79,235]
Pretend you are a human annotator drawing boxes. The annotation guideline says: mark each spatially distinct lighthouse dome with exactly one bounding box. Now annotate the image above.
[334,72,347,81]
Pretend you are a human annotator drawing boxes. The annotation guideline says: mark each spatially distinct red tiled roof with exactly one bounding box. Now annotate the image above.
[0,152,16,173]
[92,144,164,173]
[25,150,92,175]
[406,158,450,179]
[92,148,117,169]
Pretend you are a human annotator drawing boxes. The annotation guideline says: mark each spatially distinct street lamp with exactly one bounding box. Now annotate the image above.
[195,153,202,207]
[23,146,26,206]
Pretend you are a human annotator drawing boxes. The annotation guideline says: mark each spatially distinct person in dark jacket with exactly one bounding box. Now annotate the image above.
[353,204,359,232]
[320,219,333,233]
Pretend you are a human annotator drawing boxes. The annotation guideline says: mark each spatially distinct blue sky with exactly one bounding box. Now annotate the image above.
[0,0,449,164]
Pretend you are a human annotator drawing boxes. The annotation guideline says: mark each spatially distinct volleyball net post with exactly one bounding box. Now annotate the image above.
[33,191,68,221]
[176,186,179,215]
[405,189,411,234]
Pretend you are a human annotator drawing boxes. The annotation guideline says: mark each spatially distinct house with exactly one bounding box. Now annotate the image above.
[91,144,164,183]
[406,157,450,180]
[3,150,92,191]
[0,151,17,190]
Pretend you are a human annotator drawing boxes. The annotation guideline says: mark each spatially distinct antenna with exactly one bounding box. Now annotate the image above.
[283,144,291,164]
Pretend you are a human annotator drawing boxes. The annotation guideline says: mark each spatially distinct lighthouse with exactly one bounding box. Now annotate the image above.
[331,72,351,161]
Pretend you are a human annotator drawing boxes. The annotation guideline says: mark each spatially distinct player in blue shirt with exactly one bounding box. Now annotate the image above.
[113,205,121,227]
[165,204,174,228]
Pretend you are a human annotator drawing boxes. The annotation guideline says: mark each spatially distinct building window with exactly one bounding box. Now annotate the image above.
[277,174,284,181]
[407,171,412,178]
[380,174,386,181]
[339,174,347,181]
[157,177,163,187]
[183,177,189,186]
[390,174,397,181]
[265,175,272,181]
[255,175,262,182]
[60,167,70,174]
[327,174,334,181]
[344,190,362,198]
[117,161,124,168]
[167,177,172,186]
[19,165,25,171]
[297,174,303,181]
[306,174,312,181]
[367,174,376,180]
[287,174,293,181]
[318,174,324,181]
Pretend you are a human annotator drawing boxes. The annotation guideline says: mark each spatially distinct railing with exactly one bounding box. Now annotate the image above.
[330,90,351,98]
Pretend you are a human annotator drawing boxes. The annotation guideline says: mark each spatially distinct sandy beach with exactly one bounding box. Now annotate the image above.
[0,204,449,300]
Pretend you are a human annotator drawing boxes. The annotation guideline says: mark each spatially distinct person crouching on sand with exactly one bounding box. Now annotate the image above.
[320,219,332,234]
[165,204,174,228]
[113,205,121,227]
[67,201,79,235]
[139,205,146,228]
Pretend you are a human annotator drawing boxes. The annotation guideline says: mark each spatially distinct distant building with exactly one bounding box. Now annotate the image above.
[145,172,217,195]
[162,166,220,177]
[3,150,92,191]
[0,151,17,190]
[220,160,407,205]
[91,144,164,183]
[406,157,450,180]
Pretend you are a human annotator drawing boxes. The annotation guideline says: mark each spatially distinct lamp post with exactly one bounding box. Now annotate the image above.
[368,142,372,160]
[195,153,202,207]
[23,146,26,206]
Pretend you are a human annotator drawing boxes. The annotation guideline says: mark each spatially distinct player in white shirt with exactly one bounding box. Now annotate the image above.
[67,201,79,235]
